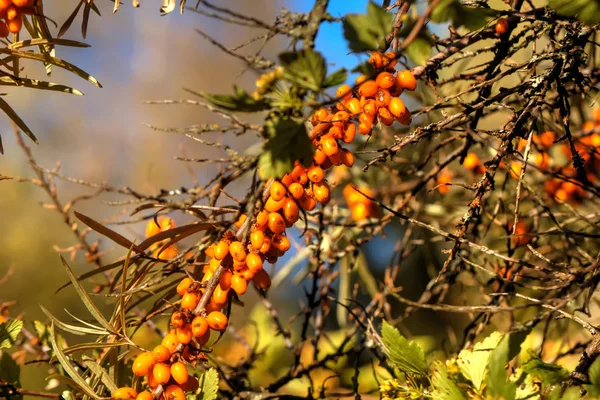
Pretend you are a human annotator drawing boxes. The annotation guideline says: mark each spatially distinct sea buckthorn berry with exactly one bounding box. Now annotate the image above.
[170,311,185,328]
[342,149,355,167]
[147,371,159,389]
[153,363,171,385]
[321,136,339,157]
[270,181,286,201]
[113,387,138,399]
[13,0,34,6]
[389,80,403,96]
[369,52,383,68]
[376,72,395,89]
[342,123,356,143]
[136,392,153,400]
[336,84,352,99]
[231,273,248,295]
[191,316,209,338]
[259,236,272,253]
[268,212,285,234]
[535,152,549,169]
[255,210,269,230]
[302,195,318,211]
[181,291,201,310]
[181,376,200,392]
[307,165,324,183]
[313,148,327,165]
[397,109,412,125]
[6,5,18,21]
[241,267,256,280]
[202,271,213,283]
[132,352,156,377]
[378,107,395,126]
[207,311,229,331]
[355,75,367,85]
[176,324,193,344]
[209,258,220,272]
[333,111,350,127]
[196,325,211,345]
[205,244,215,258]
[291,165,308,185]
[233,259,246,271]
[463,153,480,170]
[283,198,300,223]
[250,230,265,250]
[328,125,342,139]
[152,345,171,362]
[437,170,453,194]
[495,17,508,35]
[388,97,407,118]
[164,385,186,400]
[246,253,264,272]
[212,284,229,304]
[234,214,247,228]
[213,241,229,261]
[509,161,522,179]
[345,98,361,115]
[229,241,247,261]
[396,70,417,91]
[313,108,329,122]
[176,277,193,296]
[511,221,529,247]
[363,100,377,116]
[281,173,293,186]
[288,182,305,199]
[313,182,331,204]
[358,80,378,98]
[375,89,391,108]
[383,52,397,69]
[145,216,174,238]
[351,203,369,221]
[272,235,291,252]
[0,22,8,38]
[537,131,555,148]
[171,362,189,385]
[161,330,179,353]
[253,269,271,290]
[264,196,285,212]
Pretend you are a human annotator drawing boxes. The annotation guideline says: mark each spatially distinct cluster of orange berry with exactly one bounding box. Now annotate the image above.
[0,0,32,36]
[114,51,417,399]
[343,184,379,221]
[145,217,179,260]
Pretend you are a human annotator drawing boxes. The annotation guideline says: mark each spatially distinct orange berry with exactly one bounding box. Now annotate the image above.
[307,165,324,183]
[231,274,248,295]
[397,109,412,125]
[341,149,355,167]
[13,0,34,6]
[191,316,209,337]
[270,181,287,201]
[161,330,179,353]
[255,210,269,230]
[205,244,215,258]
[378,107,394,126]
[152,345,171,362]
[321,136,339,157]
[336,84,352,99]
[535,152,549,169]
[170,362,189,385]
[358,80,378,98]
[264,196,285,212]
[313,147,327,165]
[537,131,555,148]
[313,182,331,204]
[253,269,271,290]
[181,291,201,310]
[342,123,356,143]
[176,324,193,344]
[212,284,229,305]
[375,89,391,108]
[511,221,529,247]
[250,230,265,251]
[147,371,159,389]
[229,241,246,261]
[208,258,220,272]
[246,252,264,272]
[355,75,367,85]
[234,214,247,229]
[176,278,193,296]
[388,97,407,118]
[509,161,522,179]
[164,385,186,400]
[267,212,286,234]
[376,72,395,89]
[396,70,417,91]
[0,0,11,11]
[153,363,171,385]
[132,352,156,377]
[345,98,361,115]
[363,99,378,116]
[351,203,369,221]
[6,5,18,20]
[240,267,256,280]
[259,236,272,253]
[195,326,211,345]
[495,17,508,35]
[288,182,304,200]
[0,22,8,38]
[369,52,383,68]
[207,311,229,331]
[113,387,138,399]
[271,235,291,252]
[463,153,480,170]
[298,195,317,211]
[136,392,154,400]
[383,52,397,69]
[313,108,329,122]
[213,241,229,261]
[291,164,308,185]
[283,198,300,223]
[170,311,185,328]
[333,111,350,127]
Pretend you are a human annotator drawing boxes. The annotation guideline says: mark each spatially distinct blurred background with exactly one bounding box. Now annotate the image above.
[0,0,457,395]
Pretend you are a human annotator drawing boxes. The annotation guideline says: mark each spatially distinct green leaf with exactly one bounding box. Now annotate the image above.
[405,37,432,66]
[431,361,466,400]
[430,0,459,23]
[279,50,326,92]
[486,334,517,400]
[510,367,541,400]
[323,68,348,88]
[0,351,20,386]
[41,306,108,336]
[196,85,270,112]
[585,359,600,398]
[457,331,503,391]
[0,76,84,95]
[456,7,496,31]
[258,117,313,179]
[522,352,568,385]
[83,359,118,392]
[343,1,392,52]
[548,0,600,25]
[0,319,23,349]
[381,320,427,376]
[196,368,219,400]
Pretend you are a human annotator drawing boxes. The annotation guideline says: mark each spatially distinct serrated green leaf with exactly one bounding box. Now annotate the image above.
[196,368,219,400]
[405,37,432,66]
[381,320,427,376]
[343,1,392,52]
[0,351,20,387]
[49,323,100,399]
[486,334,517,400]
[510,367,541,400]
[548,0,600,24]
[431,361,466,400]
[279,50,326,92]
[0,319,22,349]
[196,86,269,112]
[430,0,494,30]
[457,331,502,391]
[522,352,568,385]
[258,117,313,179]
[323,68,348,88]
